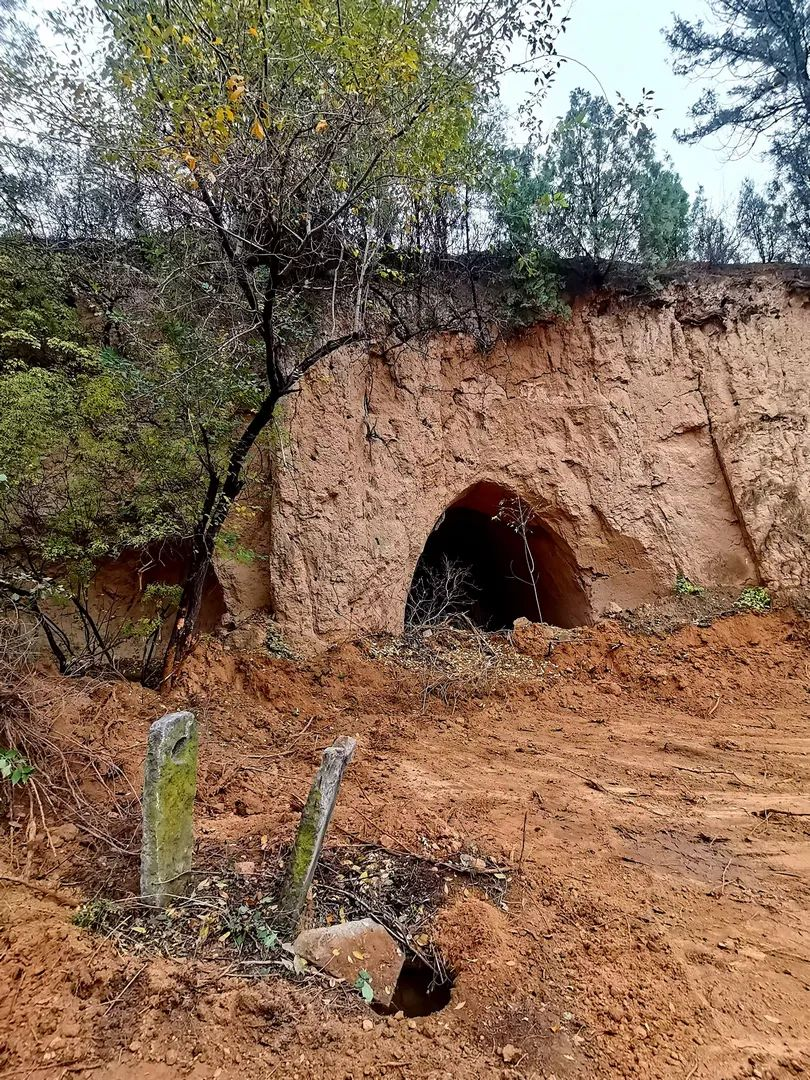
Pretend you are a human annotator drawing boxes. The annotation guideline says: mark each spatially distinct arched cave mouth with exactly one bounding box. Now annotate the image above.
[405,481,591,631]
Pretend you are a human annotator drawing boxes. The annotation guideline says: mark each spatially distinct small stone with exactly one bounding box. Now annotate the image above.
[234,861,256,876]
[500,1045,519,1063]
[362,1019,374,1032]
[165,1049,178,1066]
[608,1005,625,1023]
[292,918,405,1008]
[58,823,79,840]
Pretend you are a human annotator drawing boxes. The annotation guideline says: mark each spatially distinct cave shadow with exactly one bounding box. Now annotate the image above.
[405,481,591,631]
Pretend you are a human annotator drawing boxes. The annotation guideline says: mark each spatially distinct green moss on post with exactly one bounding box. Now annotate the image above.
[140,711,199,907]
[280,736,356,931]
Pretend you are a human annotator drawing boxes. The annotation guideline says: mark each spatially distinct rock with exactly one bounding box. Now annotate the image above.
[500,1044,519,1063]
[234,860,256,876]
[140,711,199,908]
[605,602,623,616]
[292,918,404,1007]
[362,1019,374,1032]
[51,823,79,843]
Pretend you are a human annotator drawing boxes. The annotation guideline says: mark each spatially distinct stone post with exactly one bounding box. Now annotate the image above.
[140,710,199,907]
[280,735,356,931]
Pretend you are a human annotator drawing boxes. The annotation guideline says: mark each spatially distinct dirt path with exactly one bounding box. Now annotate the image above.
[1,612,809,1079]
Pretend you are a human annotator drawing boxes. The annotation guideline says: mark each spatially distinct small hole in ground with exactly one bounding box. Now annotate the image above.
[374,958,454,1018]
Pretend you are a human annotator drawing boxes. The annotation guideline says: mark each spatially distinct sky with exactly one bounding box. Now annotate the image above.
[503,0,772,207]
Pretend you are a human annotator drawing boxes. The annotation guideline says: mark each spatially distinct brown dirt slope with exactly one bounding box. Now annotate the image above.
[1,610,809,1080]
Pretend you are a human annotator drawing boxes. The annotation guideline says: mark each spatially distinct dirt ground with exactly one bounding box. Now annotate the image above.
[1,609,809,1080]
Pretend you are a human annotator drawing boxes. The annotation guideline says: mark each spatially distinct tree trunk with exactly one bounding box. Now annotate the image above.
[160,389,282,684]
[160,531,216,683]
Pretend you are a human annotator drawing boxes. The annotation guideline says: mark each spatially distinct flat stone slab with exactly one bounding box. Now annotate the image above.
[292,918,404,1007]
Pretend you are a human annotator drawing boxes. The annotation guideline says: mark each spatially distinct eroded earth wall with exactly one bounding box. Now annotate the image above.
[239,270,810,645]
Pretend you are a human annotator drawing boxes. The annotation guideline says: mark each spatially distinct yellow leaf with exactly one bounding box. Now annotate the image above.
[314,118,328,134]
[213,36,223,45]
[140,46,152,61]
[225,106,235,122]
[183,152,197,171]
[352,950,365,960]
[250,118,266,140]
[247,26,259,37]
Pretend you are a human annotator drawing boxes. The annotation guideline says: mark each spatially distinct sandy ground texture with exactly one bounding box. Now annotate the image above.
[1,609,809,1080]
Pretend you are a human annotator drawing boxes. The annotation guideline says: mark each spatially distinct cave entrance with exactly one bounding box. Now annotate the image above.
[405,481,590,631]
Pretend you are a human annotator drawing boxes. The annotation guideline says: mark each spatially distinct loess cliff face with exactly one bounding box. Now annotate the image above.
[235,269,810,646]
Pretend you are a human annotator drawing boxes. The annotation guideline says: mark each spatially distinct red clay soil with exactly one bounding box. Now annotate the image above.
[1,611,809,1080]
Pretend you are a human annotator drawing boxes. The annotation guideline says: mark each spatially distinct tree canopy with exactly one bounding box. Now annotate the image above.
[666,1,810,156]
[494,90,690,279]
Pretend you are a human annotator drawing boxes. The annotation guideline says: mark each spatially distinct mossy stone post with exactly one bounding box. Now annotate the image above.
[140,710,199,907]
[281,735,357,931]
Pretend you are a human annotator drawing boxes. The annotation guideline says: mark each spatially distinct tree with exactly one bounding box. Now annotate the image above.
[0,0,567,674]
[0,240,262,678]
[736,178,793,261]
[666,2,810,261]
[535,89,689,274]
[689,187,740,265]
[666,1,810,158]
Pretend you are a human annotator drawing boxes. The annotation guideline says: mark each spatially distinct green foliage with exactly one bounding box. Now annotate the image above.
[490,147,569,323]
[354,968,375,1004]
[0,0,570,668]
[689,189,740,266]
[0,241,267,671]
[220,899,280,954]
[216,529,259,566]
[0,748,34,786]
[674,574,704,597]
[666,2,810,262]
[736,179,793,263]
[667,1,810,159]
[265,623,297,661]
[73,898,116,931]
[536,89,690,271]
[734,586,771,614]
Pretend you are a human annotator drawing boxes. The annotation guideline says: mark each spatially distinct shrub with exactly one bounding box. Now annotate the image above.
[734,586,771,613]
[674,573,704,596]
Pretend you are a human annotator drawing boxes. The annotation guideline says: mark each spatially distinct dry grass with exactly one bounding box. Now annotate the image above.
[369,622,537,711]
[0,608,140,871]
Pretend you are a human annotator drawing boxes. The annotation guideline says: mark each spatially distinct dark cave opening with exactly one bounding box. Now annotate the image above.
[405,482,590,631]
